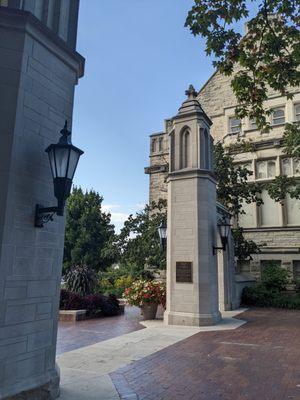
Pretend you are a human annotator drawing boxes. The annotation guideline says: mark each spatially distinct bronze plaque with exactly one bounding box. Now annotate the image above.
[176,262,193,283]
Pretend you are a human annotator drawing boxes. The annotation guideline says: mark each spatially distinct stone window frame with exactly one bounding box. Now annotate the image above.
[151,138,157,153]
[280,156,300,177]
[255,158,278,180]
[228,116,242,135]
[235,156,300,229]
[257,188,282,227]
[180,128,191,169]
[248,118,258,130]
[200,128,210,170]
[255,157,283,227]
[158,137,163,152]
[234,160,254,182]
[283,191,300,227]
[294,103,300,122]
[271,106,286,126]
[293,261,300,279]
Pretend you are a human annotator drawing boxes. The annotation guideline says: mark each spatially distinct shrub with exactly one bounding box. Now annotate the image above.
[271,293,300,309]
[261,262,291,292]
[242,262,298,309]
[85,293,120,316]
[60,290,120,317]
[60,289,87,310]
[242,285,274,307]
[65,264,95,296]
[97,277,116,296]
[294,278,300,294]
[242,286,300,310]
[96,266,138,297]
[114,276,134,295]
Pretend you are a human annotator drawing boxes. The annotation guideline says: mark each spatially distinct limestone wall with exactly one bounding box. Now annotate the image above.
[0,0,80,49]
[145,133,169,205]
[0,8,84,399]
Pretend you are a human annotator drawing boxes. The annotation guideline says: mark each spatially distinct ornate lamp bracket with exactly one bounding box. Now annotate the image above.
[35,205,58,228]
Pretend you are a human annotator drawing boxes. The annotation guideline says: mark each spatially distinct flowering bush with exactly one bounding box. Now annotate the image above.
[123,280,166,308]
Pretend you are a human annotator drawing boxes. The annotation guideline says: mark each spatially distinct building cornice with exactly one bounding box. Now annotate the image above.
[144,164,168,175]
[244,227,300,232]
[168,168,216,183]
[0,6,85,80]
[150,132,165,137]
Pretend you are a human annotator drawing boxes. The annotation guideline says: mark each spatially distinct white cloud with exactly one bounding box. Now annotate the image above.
[102,204,129,233]
[102,202,146,233]
[110,212,129,224]
[102,204,121,213]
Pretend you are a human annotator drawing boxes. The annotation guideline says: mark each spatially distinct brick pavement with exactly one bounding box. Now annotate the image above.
[56,306,144,354]
[110,308,300,400]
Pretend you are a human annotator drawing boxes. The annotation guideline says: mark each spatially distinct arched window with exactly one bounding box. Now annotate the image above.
[180,129,191,169]
[158,137,163,152]
[170,131,175,171]
[204,129,210,169]
[200,129,210,169]
[151,138,157,153]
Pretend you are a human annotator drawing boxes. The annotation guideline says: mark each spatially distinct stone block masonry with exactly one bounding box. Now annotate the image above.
[0,6,84,399]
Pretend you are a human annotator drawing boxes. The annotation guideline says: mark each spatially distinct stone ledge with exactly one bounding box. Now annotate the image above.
[59,310,86,322]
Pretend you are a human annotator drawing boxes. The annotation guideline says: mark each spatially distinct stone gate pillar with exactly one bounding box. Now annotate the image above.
[216,205,238,311]
[164,86,221,326]
[0,3,84,399]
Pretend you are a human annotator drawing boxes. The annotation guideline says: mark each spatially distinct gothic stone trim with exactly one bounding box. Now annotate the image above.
[0,5,85,79]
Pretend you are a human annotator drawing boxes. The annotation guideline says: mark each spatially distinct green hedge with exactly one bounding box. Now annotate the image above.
[242,285,300,309]
[241,262,300,310]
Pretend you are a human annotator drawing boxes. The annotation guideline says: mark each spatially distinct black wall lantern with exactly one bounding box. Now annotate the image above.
[158,222,167,251]
[213,217,231,255]
[35,121,84,228]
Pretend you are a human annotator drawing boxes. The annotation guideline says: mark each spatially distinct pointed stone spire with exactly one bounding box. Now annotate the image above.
[174,84,209,123]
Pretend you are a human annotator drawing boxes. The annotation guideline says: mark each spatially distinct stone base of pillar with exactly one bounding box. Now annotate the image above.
[4,365,60,400]
[164,310,222,326]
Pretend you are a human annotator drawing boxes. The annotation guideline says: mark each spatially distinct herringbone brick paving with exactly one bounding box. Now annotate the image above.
[110,309,300,400]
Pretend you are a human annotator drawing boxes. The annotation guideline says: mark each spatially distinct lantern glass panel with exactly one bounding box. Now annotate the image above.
[48,148,56,179]
[67,148,81,179]
[54,147,69,178]
[158,225,167,240]
[218,222,230,240]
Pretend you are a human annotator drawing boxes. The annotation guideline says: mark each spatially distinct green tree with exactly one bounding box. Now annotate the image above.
[214,142,261,260]
[186,0,299,131]
[186,0,300,199]
[116,199,167,272]
[214,142,262,219]
[63,187,117,273]
[232,226,260,262]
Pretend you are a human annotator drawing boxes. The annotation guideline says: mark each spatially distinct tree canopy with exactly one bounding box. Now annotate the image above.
[63,187,117,273]
[214,142,262,219]
[186,0,300,131]
[115,200,167,272]
[214,142,261,260]
[186,1,300,201]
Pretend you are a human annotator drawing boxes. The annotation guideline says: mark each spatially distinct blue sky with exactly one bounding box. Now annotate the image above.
[71,1,218,231]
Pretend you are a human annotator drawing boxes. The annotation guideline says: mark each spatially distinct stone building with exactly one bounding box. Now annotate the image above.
[145,72,300,280]
[0,1,84,398]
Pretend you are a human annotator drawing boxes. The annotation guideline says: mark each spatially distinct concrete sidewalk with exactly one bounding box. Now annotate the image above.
[57,309,247,400]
